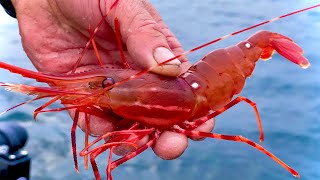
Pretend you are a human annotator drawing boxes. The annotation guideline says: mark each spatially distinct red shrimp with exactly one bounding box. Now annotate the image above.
[0,2,319,180]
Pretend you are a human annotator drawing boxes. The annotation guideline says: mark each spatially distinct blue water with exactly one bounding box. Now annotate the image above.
[0,1,320,180]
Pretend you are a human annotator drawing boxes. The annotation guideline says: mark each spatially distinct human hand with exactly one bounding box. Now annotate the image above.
[11,0,215,160]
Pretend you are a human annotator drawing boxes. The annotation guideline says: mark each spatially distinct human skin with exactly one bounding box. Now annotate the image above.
[11,0,215,160]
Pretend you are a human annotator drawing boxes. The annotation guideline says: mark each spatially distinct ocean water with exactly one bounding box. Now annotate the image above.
[0,1,320,180]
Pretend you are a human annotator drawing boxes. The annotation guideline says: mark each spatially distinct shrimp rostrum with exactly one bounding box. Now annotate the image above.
[0,29,309,179]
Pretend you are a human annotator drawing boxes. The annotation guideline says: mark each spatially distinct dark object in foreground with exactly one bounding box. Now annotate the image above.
[0,122,30,180]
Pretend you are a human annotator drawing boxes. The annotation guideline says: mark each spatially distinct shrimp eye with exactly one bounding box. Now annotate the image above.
[102,77,115,88]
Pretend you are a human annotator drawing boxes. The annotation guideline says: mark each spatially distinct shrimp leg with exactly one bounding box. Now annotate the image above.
[107,132,159,179]
[72,109,80,172]
[173,126,299,178]
[33,96,61,119]
[183,96,263,142]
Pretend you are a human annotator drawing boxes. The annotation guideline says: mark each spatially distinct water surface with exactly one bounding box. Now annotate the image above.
[0,1,319,180]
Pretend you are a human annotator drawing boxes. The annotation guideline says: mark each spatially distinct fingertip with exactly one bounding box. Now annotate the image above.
[113,135,149,156]
[152,131,188,160]
[81,115,115,136]
[180,60,192,74]
[151,47,182,76]
[190,118,215,141]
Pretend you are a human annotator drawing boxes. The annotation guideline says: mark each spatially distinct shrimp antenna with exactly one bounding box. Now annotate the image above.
[181,4,320,57]
[0,96,49,116]
[74,3,320,103]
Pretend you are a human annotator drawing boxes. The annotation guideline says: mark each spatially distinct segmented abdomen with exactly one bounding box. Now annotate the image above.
[181,40,263,110]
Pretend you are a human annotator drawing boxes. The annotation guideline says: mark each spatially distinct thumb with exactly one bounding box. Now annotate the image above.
[127,32,182,76]
[106,1,182,76]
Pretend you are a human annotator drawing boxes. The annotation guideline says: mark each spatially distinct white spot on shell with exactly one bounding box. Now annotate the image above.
[245,43,251,49]
[191,82,199,89]
[150,87,158,91]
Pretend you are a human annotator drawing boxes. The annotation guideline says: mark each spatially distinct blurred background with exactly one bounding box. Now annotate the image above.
[0,0,320,179]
